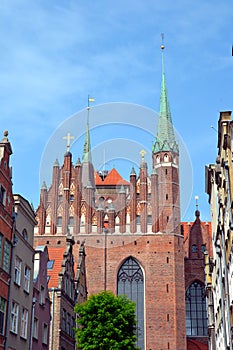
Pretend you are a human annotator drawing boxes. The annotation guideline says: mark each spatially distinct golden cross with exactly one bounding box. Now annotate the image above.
[140,149,146,161]
[63,132,74,152]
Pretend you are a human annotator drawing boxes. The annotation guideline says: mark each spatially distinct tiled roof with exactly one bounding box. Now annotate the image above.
[95,168,129,186]
[187,339,208,350]
[47,247,65,288]
[181,220,212,242]
[47,246,77,289]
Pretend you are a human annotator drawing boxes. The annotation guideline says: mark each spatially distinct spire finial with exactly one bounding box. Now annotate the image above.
[83,95,94,163]
[161,33,165,50]
[140,149,146,162]
[87,95,95,112]
[63,132,74,152]
[195,195,199,209]
[195,195,200,218]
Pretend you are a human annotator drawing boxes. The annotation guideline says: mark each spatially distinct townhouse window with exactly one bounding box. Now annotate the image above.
[62,309,66,332]
[65,276,70,296]
[20,308,28,339]
[40,285,45,305]
[0,297,6,335]
[67,313,71,336]
[42,323,48,345]
[192,244,197,253]
[14,256,22,286]
[72,317,76,338]
[201,244,206,253]
[22,229,28,241]
[24,266,30,293]
[0,185,6,205]
[0,234,2,265]
[10,301,19,334]
[33,318,38,339]
[47,260,54,270]
[3,240,11,273]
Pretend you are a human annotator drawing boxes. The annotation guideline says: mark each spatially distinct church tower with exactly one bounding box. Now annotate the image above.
[34,45,186,350]
[152,43,180,234]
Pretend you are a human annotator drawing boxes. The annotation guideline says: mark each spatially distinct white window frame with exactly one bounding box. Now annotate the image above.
[20,307,28,339]
[14,256,22,286]
[24,265,30,293]
[10,301,19,334]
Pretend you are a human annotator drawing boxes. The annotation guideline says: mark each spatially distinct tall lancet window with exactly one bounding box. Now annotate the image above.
[186,281,208,336]
[117,257,144,349]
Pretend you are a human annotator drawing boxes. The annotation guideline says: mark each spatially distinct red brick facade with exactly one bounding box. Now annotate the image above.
[0,131,13,349]
[34,135,188,350]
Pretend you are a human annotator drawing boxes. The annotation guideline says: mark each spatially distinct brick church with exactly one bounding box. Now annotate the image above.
[34,46,211,350]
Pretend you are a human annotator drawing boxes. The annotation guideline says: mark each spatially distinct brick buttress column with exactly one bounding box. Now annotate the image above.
[108,203,115,234]
[130,167,137,233]
[38,181,47,235]
[139,158,148,233]
[50,159,60,234]
[85,181,93,234]
[96,203,104,234]
[151,168,159,233]
[74,158,82,234]
[119,185,126,233]
[62,151,72,235]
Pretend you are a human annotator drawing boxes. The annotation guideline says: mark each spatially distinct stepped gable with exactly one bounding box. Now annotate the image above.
[95,168,129,186]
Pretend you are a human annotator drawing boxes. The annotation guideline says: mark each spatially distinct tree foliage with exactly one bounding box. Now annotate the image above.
[74,290,139,350]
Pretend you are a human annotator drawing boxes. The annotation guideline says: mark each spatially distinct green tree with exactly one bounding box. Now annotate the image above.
[74,290,139,350]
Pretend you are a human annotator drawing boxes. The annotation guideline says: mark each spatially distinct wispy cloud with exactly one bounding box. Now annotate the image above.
[0,0,232,216]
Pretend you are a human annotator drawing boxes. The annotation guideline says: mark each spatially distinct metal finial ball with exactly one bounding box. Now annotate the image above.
[161,45,165,50]
[4,130,8,137]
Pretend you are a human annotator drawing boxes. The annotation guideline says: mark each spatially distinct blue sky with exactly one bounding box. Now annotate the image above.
[0,0,232,221]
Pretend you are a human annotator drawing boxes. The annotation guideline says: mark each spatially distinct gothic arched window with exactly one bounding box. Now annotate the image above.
[186,281,208,336]
[117,257,144,349]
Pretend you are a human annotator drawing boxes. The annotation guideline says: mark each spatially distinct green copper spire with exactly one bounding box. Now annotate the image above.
[82,111,92,163]
[153,43,178,154]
